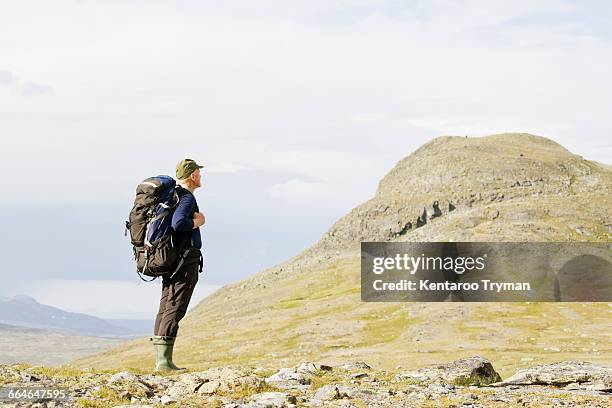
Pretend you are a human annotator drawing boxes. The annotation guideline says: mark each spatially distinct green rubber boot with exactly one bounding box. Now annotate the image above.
[150,336,187,372]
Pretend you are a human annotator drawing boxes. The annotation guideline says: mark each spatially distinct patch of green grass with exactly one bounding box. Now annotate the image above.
[568,174,577,195]
[27,365,150,379]
[92,386,124,400]
[175,395,224,408]
[76,399,113,408]
[219,381,281,400]
[251,368,277,378]
[356,307,421,346]
[76,387,131,408]
[28,365,85,379]
[11,363,31,371]
[350,399,370,408]
[0,373,20,386]
[280,334,303,350]
[308,368,352,390]
[307,286,361,301]
[271,297,306,310]
[77,384,143,408]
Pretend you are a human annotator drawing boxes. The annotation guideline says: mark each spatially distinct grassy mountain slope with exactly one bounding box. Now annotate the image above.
[72,133,611,379]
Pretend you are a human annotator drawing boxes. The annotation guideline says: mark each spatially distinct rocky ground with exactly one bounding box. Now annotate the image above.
[1,357,610,407]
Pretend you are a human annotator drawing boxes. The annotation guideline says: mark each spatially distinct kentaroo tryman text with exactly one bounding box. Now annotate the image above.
[372,280,531,292]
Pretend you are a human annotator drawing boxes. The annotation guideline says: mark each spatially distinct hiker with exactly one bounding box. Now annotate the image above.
[151,159,205,371]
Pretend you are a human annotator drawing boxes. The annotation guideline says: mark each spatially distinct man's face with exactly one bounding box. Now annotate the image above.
[191,168,202,188]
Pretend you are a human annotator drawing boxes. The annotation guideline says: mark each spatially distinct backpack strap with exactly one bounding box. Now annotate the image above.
[137,270,157,282]
[168,247,191,280]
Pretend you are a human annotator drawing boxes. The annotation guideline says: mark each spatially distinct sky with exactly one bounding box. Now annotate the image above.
[1,0,611,319]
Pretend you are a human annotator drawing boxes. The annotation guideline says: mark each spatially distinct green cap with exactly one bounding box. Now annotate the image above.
[176,158,204,179]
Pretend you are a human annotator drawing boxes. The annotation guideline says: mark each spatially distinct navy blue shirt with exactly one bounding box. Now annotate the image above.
[171,187,202,249]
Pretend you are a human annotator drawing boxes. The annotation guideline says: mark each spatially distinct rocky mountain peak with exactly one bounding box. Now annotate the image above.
[376,133,577,198]
[317,133,610,249]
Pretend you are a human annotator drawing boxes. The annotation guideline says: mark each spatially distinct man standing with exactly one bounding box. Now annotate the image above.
[150,159,205,371]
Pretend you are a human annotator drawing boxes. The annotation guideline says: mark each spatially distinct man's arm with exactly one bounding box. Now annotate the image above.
[171,194,195,231]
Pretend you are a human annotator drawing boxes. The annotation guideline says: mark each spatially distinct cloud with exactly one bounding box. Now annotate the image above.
[19,81,53,96]
[0,1,609,204]
[0,70,15,85]
[268,179,330,204]
[0,69,53,96]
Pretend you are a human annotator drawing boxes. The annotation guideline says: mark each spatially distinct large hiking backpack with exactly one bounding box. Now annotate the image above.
[125,175,191,281]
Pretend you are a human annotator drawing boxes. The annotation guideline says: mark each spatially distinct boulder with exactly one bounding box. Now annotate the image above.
[249,391,295,407]
[397,356,501,385]
[490,361,612,392]
[167,367,263,398]
[139,374,171,390]
[224,392,296,408]
[160,395,178,405]
[295,362,318,375]
[19,372,40,382]
[198,380,222,395]
[108,371,138,383]
[313,385,342,401]
[265,368,310,390]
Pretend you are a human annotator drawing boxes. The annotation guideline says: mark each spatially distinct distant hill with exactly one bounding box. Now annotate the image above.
[0,295,152,337]
[0,322,126,366]
[72,134,611,378]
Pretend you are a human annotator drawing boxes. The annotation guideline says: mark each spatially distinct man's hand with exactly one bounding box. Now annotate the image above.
[193,212,206,228]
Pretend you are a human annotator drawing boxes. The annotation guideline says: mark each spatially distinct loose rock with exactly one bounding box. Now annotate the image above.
[491,361,612,391]
[397,356,501,385]
[313,385,342,401]
[265,368,310,390]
